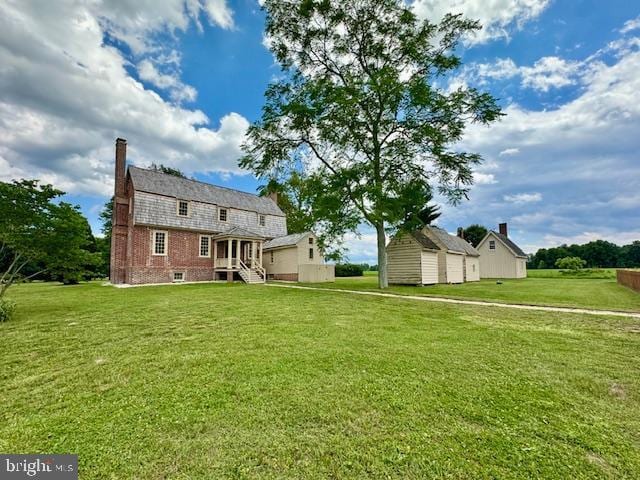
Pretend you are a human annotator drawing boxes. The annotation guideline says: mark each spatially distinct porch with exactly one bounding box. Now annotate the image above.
[213,228,266,283]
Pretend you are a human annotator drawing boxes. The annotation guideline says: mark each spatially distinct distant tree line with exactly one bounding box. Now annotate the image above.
[528,240,640,269]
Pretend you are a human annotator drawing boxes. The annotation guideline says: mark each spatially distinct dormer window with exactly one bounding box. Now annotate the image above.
[259,214,266,226]
[177,200,189,217]
[219,208,228,222]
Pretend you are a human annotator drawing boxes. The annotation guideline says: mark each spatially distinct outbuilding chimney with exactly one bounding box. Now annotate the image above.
[267,191,278,205]
[499,222,508,237]
[457,227,465,239]
[115,138,127,197]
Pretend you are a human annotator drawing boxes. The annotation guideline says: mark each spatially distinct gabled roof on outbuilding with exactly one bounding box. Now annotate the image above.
[410,231,440,251]
[424,226,479,256]
[486,231,528,258]
[128,166,285,217]
[263,232,310,250]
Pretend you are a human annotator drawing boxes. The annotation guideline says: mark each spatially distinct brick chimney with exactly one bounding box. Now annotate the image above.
[457,227,464,239]
[115,138,127,197]
[267,191,278,205]
[499,222,508,237]
[111,138,129,285]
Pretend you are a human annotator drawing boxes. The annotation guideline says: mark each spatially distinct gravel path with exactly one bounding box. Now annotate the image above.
[265,283,640,319]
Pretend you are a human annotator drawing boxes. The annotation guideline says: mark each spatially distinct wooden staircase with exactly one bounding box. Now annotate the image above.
[238,260,266,284]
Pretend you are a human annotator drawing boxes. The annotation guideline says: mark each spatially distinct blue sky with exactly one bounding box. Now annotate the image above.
[1,0,639,263]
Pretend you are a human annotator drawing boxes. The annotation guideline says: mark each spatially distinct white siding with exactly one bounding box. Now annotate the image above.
[465,257,480,282]
[477,232,526,279]
[421,251,438,284]
[387,235,422,284]
[299,264,335,282]
[446,253,464,284]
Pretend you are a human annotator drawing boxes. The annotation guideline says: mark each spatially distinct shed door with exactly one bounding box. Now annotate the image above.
[421,251,438,284]
[446,254,464,283]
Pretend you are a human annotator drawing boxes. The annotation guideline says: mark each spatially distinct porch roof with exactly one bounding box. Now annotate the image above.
[214,226,266,241]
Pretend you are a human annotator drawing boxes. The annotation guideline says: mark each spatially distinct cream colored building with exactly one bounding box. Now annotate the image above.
[263,232,334,282]
[386,226,480,285]
[477,224,528,279]
[421,226,480,284]
[386,231,440,285]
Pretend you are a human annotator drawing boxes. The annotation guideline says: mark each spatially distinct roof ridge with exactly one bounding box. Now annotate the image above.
[128,165,270,202]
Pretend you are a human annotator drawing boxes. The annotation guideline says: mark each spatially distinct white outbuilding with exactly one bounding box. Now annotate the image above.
[477,223,528,279]
[386,231,440,285]
[421,226,480,284]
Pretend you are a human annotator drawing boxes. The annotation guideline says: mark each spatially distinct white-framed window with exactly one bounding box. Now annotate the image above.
[270,251,274,263]
[199,235,210,257]
[308,237,314,245]
[173,272,184,282]
[309,248,314,260]
[489,240,496,250]
[219,208,228,222]
[259,214,266,226]
[472,264,476,272]
[177,200,189,217]
[152,230,167,256]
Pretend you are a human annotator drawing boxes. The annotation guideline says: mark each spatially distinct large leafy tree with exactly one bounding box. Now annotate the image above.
[241,0,502,287]
[462,224,488,247]
[0,180,99,297]
[258,172,354,260]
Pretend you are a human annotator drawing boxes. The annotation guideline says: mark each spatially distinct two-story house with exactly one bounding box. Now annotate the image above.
[110,138,333,285]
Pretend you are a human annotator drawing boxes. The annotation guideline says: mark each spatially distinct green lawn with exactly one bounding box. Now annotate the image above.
[527,268,618,279]
[2,281,640,478]
[315,271,640,312]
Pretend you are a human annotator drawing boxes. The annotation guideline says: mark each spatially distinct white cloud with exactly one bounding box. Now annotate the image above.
[460,55,584,92]
[136,59,197,103]
[503,192,542,203]
[519,56,582,91]
[620,15,640,34]
[0,0,246,198]
[448,35,640,252]
[342,231,378,264]
[412,0,550,44]
[499,147,519,156]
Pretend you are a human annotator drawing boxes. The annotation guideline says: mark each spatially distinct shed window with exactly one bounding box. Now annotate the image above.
[308,237,313,245]
[153,231,167,255]
[177,200,189,217]
[219,208,228,222]
[489,240,496,250]
[199,236,210,257]
[173,272,184,282]
[259,214,266,226]
[309,248,314,260]
[270,251,274,263]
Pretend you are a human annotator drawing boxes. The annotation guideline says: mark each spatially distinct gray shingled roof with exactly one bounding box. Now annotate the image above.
[263,232,309,250]
[411,231,440,251]
[492,231,528,258]
[129,166,285,217]
[424,226,480,256]
[215,226,266,240]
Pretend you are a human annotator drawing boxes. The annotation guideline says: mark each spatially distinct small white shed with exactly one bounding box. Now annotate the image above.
[387,231,439,285]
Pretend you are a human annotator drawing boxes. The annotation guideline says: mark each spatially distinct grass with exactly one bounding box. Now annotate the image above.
[316,271,640,312]
[528,268,618,279]
[2,281,640,478]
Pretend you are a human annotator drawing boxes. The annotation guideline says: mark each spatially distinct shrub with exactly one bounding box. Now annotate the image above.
[0,299,16,322]
[555,256,587,271]
[335,263,364,277]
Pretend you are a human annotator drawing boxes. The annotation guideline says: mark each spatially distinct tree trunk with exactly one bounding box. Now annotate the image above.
[375,221,388,289]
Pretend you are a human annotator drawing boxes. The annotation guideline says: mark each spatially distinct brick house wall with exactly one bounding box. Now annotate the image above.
[126,226,215,284]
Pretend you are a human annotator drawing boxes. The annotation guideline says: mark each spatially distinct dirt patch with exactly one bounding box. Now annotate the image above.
[609,383,626,399]
[586,452,611,472]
